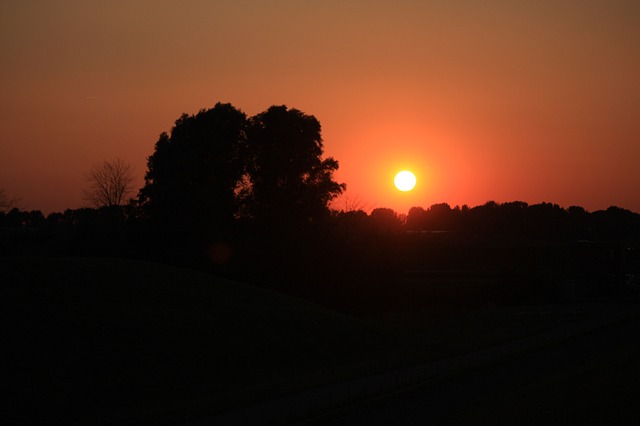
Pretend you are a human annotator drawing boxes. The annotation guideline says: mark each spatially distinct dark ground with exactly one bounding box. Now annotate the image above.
[321,314,640,426]
[4,255,639,425]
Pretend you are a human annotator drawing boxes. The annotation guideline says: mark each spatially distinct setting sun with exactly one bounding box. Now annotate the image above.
[394,170,416,192]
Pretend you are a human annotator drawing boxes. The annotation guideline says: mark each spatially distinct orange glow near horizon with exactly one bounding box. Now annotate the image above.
[2,2,640,215]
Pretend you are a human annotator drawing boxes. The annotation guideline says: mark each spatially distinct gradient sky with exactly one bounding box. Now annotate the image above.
[2,0,640,214]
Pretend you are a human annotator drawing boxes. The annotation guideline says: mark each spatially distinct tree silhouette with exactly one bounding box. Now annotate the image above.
[427,203,454,230]
[83,158,135,208]
[138,103,247,233]
[369,208,403,233]
[245,105,345,226]
[341,194,369,213]
[406,206,428,231]
[0,188,20,213]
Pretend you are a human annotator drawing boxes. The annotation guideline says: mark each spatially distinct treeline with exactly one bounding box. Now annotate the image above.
[1,200,638,262]
[2,101,640,312]
[2,200,640,312]
[344,201,640,241]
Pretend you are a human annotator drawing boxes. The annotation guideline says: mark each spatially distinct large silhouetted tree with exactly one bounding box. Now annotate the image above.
[138,103,247,234]
[245,105,345,226]
[137,102,345,251]
[83,158,135,208]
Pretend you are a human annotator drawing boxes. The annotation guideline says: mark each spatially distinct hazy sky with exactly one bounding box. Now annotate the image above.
[2,0,640,214]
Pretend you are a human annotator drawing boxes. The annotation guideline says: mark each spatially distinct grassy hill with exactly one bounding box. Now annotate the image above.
[4,256,398,425]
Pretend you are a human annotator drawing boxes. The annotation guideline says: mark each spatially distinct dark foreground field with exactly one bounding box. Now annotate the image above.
[4,256,637,425]
[5,256,398,425]
[324,315,640,426]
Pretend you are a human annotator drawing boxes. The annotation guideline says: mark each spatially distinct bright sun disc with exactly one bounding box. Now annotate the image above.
[394,170,416,191]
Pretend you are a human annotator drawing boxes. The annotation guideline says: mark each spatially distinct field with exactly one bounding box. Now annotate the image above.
[6,256,403,424]
[5,256,634,425]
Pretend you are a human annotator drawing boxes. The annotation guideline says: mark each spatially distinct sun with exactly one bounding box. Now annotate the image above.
[394,170,416,192]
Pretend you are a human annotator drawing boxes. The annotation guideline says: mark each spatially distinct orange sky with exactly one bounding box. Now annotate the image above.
[2,1,640,214]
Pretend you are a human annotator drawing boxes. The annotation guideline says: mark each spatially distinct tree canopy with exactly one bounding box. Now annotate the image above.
[246,105,345,226]
[139,103,248,234]
[138,103,345,236]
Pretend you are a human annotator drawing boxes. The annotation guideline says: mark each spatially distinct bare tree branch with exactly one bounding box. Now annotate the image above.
[342,194,370,213]
[0,188,20,212]
[83,158,135,208]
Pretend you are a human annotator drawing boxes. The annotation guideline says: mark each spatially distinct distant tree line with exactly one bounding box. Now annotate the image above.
[3,196,640,313]
[2,102,640,313]
[2,199,638,260]
[339,201,640,241]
